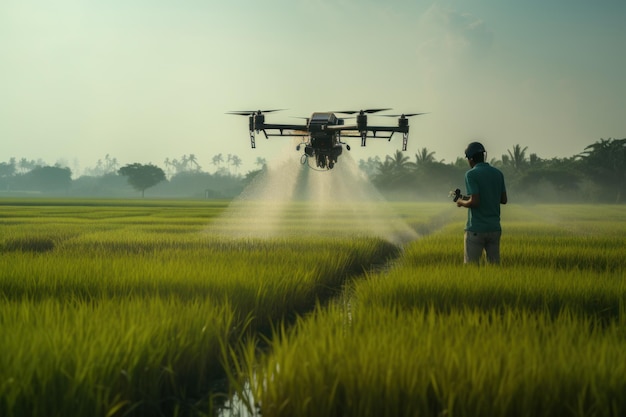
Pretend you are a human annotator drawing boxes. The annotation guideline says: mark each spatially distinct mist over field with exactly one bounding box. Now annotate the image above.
[208,150,419,244]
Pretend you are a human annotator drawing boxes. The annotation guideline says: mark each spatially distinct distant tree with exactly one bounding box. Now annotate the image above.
[84,154,119,176]
[358,156,381,178]
[103,154,119,173]
[387,150,412,174]
[17,158,41,173]
[163,157,174,177]
[118,163,166,197]
[375,158,395,178]
[518,168,581,197]
[21,166,72,192]
[0,158,17,190]
[212,154,224,170]
[169,158,182,173]
[226,154,234,173]
[18,158,30,173]
[372,151,413,189]
[188,154,201,171]
[577,138,626,203]
[244,169,263,184]
[255,157,267,169]
[453,157,468,169]
[72,172,129,197]
[410,147,438,177]
[0,158,16,178]
[419,160,466,196]
[165,154,202,175]
[215,166,230,176]
[489,156,504,168]
[529,153,542,167]
[504,144,528,172]
[413,147,437,166]
[230,155,242,173]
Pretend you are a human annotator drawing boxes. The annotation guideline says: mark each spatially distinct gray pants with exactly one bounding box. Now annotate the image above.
[464,231,502,264]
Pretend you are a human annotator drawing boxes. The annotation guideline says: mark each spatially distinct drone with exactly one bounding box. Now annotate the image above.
[228,108,426,170]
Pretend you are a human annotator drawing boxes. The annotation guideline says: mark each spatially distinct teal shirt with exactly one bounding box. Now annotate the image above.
[465,163,506,232]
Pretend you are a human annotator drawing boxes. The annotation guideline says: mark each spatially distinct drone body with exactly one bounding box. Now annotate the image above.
[228,109,425,170]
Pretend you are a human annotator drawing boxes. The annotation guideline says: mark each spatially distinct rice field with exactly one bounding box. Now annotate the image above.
[1,199,625,417]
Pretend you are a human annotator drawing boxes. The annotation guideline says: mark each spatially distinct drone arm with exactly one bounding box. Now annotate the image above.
[366,125,409,134]
[256,123,308,132]
[264,132,309,137]
[250,122,310,138]
[332,126,409,150]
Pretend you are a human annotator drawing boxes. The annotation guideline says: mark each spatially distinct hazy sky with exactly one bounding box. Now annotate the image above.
[2,0,625,174]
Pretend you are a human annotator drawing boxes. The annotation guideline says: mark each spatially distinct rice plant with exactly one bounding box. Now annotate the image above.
[235,203,626,417]
[3,200,625,417]
[0,199,399,417]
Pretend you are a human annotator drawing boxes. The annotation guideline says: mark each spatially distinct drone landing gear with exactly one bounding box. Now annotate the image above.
[249,131,256,149]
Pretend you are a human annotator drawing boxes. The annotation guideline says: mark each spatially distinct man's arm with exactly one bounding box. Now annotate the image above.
[457,193,479,208]
[501,191,508,205]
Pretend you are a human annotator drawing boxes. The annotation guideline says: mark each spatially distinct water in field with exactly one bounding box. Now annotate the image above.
[208,144,418,245]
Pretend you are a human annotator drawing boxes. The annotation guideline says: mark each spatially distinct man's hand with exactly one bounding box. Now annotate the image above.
[457,194,479,208]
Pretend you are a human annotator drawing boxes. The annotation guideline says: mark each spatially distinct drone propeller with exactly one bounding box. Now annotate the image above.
[226,109,284,116]
[333,108,392,115]
[380,113,427,118]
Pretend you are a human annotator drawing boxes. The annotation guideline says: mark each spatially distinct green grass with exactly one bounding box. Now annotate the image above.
[1,297,236,417]
[0,199,399,417]
[2,200,625,417]
[235,203,626,417]
[246,304,626,417]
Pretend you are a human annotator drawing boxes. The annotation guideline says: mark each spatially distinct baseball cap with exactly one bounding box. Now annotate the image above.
[464,142,486,159]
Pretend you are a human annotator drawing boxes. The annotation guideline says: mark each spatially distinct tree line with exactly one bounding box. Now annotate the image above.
[0,153,254,199]
[359,138,625,203]
[0,138,624,202]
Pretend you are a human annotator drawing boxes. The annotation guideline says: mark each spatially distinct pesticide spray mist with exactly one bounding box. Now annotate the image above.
[208,144,419,245]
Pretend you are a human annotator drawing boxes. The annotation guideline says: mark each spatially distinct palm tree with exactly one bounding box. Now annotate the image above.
[577,137,626,202]
[170,158,179,172]
[386,150,411,174]
[212,154,223,170]
[411,147,437,173]
[230,155,242,174]
[375,158,395,178]
[255,157,267,169]
[180,155,189,171]
[375,150,413,188]
[188,154,201,171]
[163,158,173,177]
[506,144,528,171]
[414,147,436,165]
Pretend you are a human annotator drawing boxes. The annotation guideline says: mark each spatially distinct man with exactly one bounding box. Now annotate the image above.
[456,142,507,264]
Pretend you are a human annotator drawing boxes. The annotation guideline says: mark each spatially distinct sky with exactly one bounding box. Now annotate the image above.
[2,0,625,175]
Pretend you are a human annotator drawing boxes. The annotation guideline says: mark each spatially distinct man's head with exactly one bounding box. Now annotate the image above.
[464,142,486,164]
